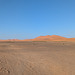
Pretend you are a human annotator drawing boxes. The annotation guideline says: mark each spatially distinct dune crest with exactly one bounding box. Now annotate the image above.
[0,35,75,41]
[24,35,75,41]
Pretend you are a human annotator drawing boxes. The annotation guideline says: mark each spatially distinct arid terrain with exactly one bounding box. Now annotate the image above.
[0,41,75,75]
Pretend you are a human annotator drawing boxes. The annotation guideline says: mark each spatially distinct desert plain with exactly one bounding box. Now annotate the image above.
[0,41,75,75]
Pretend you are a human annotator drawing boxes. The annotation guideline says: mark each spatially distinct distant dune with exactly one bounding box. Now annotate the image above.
[0,35,75,41]
[24,35,75,41]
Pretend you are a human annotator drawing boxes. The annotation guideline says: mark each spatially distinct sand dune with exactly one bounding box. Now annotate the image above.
[0,35,75,42]
[24,35,75,41]
[0,41,75,75]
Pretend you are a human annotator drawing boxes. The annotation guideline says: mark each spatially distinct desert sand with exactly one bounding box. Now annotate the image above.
[24,35,75,41]
[0,41,75,75]
[1,35,75,42]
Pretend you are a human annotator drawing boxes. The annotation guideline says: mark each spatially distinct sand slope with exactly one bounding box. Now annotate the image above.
[24,35,75,41]
[0,35,75,42]
[0,41,75,75]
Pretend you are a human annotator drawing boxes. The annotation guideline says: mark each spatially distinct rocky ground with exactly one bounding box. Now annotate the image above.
[0,41,75,75]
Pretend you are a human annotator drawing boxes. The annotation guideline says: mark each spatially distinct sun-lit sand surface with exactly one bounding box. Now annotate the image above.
[0,41,75,75]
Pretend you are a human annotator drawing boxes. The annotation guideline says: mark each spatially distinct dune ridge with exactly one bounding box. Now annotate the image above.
[0,35,75,41]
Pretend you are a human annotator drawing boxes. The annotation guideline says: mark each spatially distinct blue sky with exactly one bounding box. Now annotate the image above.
[0,0,75,39]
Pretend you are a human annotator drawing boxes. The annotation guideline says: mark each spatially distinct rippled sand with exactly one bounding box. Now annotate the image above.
[0,41,75,75]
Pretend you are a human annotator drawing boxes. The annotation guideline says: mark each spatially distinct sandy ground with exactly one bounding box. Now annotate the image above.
[0,41,75,75]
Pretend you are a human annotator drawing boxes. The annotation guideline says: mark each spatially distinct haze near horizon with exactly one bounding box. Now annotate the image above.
[0,0,75,39]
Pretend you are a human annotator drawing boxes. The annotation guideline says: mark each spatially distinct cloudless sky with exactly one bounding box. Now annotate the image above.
[0,0,75,39]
